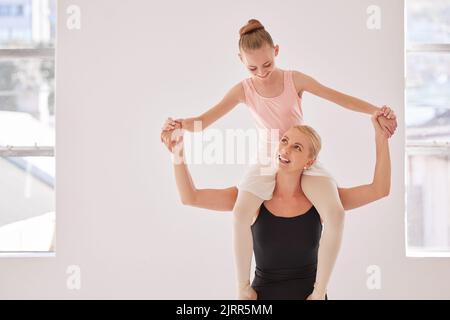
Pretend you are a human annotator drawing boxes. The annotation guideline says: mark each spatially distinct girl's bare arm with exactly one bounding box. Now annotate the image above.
[293,70,397,136]
[164,82,244,132]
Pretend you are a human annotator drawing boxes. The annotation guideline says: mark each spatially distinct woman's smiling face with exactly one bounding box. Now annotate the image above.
[239,44,279,81]
[277,127,316,173]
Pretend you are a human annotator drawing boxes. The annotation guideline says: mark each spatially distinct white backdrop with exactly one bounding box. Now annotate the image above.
[1,0,450,299]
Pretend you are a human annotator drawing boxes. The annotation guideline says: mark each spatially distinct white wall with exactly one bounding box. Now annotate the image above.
[1,0,449,299]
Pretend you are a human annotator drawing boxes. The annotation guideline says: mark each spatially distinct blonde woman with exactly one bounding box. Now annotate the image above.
[161,110,390,300]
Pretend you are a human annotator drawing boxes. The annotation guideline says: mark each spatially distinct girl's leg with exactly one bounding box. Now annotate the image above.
[300,175,345,296]
[300,175,344,217]
[232,190,265,299]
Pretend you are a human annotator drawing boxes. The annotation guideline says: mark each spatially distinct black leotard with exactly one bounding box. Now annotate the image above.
[251,202,325,300]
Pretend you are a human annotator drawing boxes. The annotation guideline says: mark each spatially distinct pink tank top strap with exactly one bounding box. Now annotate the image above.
[241,77,252,105]
[285,70,299,98]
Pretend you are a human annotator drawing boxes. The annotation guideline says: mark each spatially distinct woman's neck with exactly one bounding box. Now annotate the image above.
[272,169,304,198]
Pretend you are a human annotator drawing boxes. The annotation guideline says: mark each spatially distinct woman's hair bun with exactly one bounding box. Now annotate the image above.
[239,19,264,37]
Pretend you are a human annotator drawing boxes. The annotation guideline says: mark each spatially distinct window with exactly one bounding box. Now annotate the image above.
[405,0,450,257]
[0,4,24,17]
[0,0,56,254]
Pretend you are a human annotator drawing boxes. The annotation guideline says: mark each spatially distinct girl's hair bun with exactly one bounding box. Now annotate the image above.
[239,19,264,37]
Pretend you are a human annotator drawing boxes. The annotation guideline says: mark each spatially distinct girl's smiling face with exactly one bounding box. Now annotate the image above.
[238,44,279,81]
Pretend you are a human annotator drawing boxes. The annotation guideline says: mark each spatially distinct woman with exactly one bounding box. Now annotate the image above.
[160,110,391,300]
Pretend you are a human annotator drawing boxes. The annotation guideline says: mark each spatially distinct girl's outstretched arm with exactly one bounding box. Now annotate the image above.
[161,128,238,211]
[293,71,397,137]
[337,110,391,210]
[162,82,244,132]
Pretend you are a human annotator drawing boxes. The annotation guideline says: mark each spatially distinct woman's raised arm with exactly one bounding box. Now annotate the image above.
[337,111,391,211]
[161,128,238,211]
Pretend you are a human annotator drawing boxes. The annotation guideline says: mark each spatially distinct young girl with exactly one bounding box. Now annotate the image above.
[162,19,397,299]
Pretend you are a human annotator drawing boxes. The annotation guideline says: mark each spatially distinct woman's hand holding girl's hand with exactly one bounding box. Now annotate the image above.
[380,105,396,120]
[376,105,397,138]
[372,110,389,139]
[162,117,183,131]
[160,127,184,153]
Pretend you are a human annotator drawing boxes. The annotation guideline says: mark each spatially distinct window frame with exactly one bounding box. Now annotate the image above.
[0,13,56,256]
[0,48,55,157]
[405,1,450,257]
